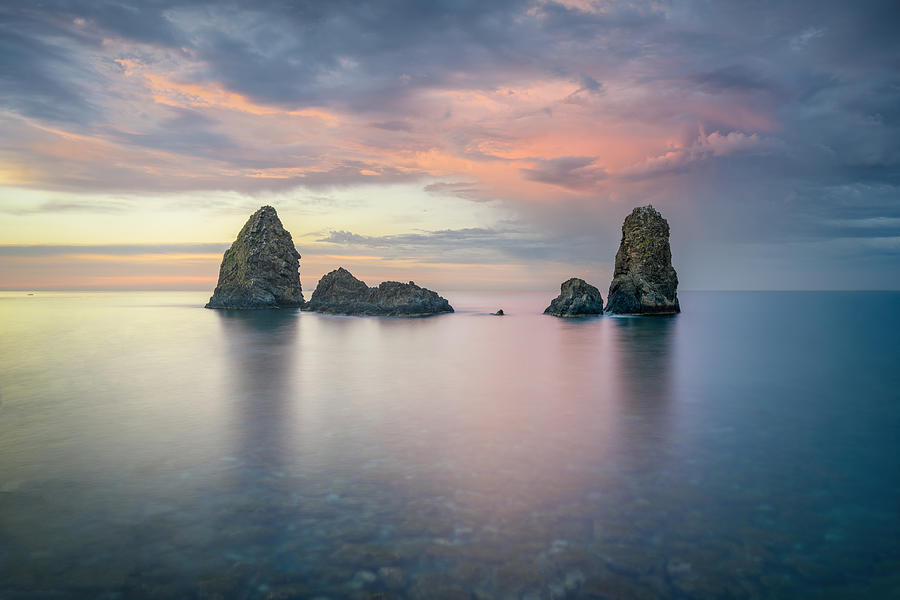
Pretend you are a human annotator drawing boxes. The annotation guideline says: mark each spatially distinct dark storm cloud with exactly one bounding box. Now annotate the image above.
[0,0,656,125]
[0,22,97,123]
[182,0,539,110]
[690,65,775,95]
[0,1,187,124]
[3,1,898,125]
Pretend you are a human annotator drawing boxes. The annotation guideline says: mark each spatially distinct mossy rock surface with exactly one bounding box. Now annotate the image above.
[304,267,453,316]
[544,277,604,317]
[206,206,304,309]
[605,205,680,315]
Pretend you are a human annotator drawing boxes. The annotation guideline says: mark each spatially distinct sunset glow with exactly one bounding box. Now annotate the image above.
[1,1,898,291]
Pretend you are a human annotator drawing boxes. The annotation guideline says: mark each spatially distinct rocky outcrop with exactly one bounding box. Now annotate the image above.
[605,205,679,315]
[304,268,453,316]
[205,206,304,309]
[544,278,604,317]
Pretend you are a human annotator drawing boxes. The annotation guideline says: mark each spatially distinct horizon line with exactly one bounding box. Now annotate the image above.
[1,288,898,294]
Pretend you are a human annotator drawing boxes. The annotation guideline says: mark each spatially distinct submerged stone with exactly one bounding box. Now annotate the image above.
[304,267,453,316]
[544,278,604,317]
[605,205,680,315]
[205,206,303,309]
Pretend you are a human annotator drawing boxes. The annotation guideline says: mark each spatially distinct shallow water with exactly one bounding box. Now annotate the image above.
[0,290,898,599]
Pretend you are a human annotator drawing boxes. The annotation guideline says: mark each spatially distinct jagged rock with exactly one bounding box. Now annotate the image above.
[605,205,680,315]
[205,206,303,309]
[544,278,604,317]
[304,267,453,316]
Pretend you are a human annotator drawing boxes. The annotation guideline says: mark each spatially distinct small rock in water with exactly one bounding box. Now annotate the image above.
[493,309,504,316]
[303,267,453,316]
[544,278,604,317]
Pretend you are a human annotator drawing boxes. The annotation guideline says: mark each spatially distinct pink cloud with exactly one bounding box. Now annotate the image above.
[617,130,765,180]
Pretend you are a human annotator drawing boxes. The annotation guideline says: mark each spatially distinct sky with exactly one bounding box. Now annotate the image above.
[1,0,898,292]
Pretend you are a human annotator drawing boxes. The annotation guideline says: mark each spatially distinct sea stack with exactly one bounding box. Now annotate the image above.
[304,267,453,316]
[205,206,304,309]
[544,278,604,317]
[605,205,679,315]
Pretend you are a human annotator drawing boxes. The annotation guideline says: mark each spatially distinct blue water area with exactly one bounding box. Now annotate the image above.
[0,291,898,599]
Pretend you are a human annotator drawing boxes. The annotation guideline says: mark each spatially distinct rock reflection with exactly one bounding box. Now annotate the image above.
[207,310,311,596]
[215,309,300,474]
[609,316,677,475]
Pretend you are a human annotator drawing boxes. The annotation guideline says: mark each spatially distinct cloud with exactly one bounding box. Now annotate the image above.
[424,181,491,202]
[0,199,135,215]
[3,1,897,196]
[0,24,98,124]
[563,73,604,104]
[690,65,775,95]
[0,243,228,257]
[368,120,413,132]
[316,225,601,264]
[780,183,900,243]
[790,27,826,51]
[703,130,763,155]
[619,130,765,180]
[817,217,900,238]
[521,156,607,190]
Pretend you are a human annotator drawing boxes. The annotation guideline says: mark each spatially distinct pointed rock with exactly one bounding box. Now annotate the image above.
[304,268,453,316]
[205,206,303,309]
[544,278,604,317]
[605,205,679,315]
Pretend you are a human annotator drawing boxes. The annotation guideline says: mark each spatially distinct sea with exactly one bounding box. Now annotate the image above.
[0,290,898,599]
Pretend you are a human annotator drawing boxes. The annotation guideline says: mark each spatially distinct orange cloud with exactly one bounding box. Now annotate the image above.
[0,163,35,186]
[116,59,340,124]
[6,54,777,217]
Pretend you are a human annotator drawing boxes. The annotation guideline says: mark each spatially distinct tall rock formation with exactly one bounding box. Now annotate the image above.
[205,206,304,309]
[605,205,680,315]
[544,278,604,317]
[304,267,453,316]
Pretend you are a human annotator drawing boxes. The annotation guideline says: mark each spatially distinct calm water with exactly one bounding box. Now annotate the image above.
[0,291,898,599]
